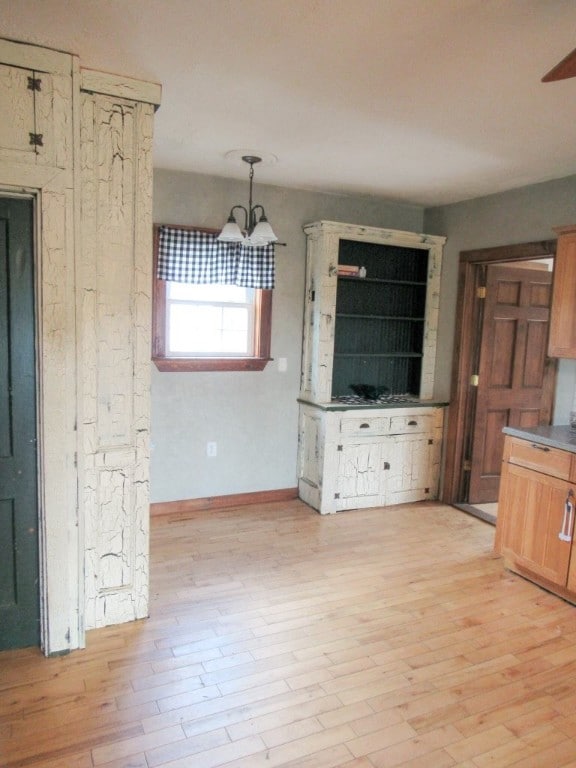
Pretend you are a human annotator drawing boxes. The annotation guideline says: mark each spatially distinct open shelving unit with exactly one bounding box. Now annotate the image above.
[332,239,429,398]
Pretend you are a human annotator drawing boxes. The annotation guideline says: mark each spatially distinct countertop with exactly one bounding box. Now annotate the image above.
[298,396,449,412]
[503,425,576,454]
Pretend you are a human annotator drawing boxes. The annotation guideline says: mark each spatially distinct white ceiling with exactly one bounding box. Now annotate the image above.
[2,0,576,206]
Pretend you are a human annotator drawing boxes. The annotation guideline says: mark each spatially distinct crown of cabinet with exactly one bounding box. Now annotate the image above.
[303,220,446,247]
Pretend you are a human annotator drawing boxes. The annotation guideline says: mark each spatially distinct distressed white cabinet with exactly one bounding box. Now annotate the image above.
[298,221,446,514]
[299,404,444,514]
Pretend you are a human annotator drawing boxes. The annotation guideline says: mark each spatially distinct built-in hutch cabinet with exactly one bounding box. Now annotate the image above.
[0,37,160,653]
[298,221,446,514]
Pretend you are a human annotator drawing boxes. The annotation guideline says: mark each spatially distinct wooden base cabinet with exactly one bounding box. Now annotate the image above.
[298,404,444,514]
[496,435,576,600]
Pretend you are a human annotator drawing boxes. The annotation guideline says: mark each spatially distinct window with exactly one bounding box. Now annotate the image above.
[152,225,272,372]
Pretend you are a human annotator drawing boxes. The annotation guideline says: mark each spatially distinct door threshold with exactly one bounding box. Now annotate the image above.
[453,503,496,526]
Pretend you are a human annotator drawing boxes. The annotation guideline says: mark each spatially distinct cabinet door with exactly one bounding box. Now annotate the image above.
[335,442,381,510]
[386,434,441,504]
[0,64,36,161]
[548,226,576,358]
[0,64,57,166]
[498,462,574,587]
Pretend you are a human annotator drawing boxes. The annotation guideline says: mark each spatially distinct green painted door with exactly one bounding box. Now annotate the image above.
[0,197,40,650]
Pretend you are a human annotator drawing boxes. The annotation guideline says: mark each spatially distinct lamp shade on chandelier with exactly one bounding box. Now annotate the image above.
[217,155,278,247]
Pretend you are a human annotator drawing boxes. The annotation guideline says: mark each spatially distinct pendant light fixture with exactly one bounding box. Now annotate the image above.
[217,155,278,247]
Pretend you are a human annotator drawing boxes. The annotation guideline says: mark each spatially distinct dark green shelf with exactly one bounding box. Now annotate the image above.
[334,352,423,359]
[338,276,426,286]
[336,313,425,322]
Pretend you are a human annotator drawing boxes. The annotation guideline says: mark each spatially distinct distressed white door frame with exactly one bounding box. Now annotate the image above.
[0,175,83,654]
[0,39,83,655]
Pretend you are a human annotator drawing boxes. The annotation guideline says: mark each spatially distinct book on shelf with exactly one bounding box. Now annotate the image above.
[337,264,360,276]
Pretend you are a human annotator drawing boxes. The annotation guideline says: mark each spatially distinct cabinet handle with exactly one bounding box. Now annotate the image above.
[359,423,370,429]
[559,489,575,542]
[408,420,418,426]
[531,443,550,452]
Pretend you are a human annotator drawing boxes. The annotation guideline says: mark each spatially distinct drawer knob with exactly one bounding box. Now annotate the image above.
[408,420,418,426]
[531,443,550,452]
[359,423,370,429]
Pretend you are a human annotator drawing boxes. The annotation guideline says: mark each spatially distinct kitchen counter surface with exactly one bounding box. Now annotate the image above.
[503,424,576,454]
[298,397,448,412]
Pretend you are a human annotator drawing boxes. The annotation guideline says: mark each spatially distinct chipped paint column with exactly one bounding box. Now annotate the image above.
[78,73,160,629]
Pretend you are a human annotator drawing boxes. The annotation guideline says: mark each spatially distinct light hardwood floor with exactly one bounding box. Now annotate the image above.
[2,500,576,768]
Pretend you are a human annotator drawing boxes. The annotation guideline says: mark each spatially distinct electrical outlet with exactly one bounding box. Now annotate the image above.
[278,357,288,372]
[206,441,217,457]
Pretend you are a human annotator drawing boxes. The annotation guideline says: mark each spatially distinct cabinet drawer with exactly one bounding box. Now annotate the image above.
[389,414,433,434]
[506,437,572,480]
[340,416,389,436]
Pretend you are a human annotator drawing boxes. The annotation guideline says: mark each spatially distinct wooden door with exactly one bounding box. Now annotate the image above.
[468,264,554,504]
[0,197,40,650]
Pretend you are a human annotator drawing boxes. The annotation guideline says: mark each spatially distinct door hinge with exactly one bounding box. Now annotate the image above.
[470,374,479,387]
[27,76,42,91]
[463,459,472,471]
[477,286,486,299]
[29,132,44,147]
[337,444,343,451]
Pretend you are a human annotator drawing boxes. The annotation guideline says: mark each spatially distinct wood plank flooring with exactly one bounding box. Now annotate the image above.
[2,500,576,767]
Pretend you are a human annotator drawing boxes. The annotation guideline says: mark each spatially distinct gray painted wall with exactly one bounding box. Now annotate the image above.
[424,174,576,423]
[151,169,424,503]
[151,170,576,504]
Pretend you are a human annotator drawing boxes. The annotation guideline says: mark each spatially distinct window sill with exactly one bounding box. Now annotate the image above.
[153,356,272,372]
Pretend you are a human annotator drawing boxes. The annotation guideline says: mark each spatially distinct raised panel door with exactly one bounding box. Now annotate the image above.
[0,197,39,650]
[469,264,553,503]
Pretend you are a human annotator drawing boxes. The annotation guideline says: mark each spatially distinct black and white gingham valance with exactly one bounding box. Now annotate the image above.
[157,227,275,289]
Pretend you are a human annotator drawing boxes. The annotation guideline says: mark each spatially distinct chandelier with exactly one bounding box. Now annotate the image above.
[217,155,278,247]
